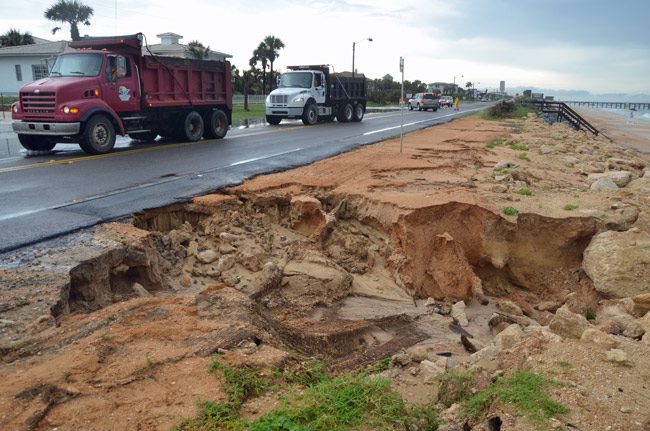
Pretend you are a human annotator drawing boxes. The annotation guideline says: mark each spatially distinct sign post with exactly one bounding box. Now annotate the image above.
[399,56,404,153]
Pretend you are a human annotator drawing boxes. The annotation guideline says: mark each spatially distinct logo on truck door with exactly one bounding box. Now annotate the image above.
[118,86,131,102]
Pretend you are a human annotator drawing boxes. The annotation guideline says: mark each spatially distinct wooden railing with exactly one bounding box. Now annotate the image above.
[529,100,599,135]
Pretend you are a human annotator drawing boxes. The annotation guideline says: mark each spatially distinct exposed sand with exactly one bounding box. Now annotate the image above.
[575,107,650,157]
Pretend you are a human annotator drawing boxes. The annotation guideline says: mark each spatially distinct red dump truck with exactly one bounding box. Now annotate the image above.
[11,33,232,154]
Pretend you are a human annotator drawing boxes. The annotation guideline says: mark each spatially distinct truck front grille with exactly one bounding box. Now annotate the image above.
[271,95,288,104]
[21,91,56,119]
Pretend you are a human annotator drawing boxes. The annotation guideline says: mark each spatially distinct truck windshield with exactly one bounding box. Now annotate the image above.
[49,54,103,77]
[278,72,313,89]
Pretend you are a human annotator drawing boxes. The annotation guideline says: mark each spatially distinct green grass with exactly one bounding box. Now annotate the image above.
[563,204,578,211]
[175,357,440,431]
[517,188,533,196]
[463,371,568,425]
[555,360,573,369]
[509,142,529,151]
[485,138,506,149]
[503,206,519,216]
[585,308,597,321]
[209,358,271,408]
[437,370,476,408]
[231,103,266,122]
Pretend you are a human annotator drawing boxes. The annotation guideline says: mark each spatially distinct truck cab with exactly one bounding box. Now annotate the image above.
[265,65,366,126]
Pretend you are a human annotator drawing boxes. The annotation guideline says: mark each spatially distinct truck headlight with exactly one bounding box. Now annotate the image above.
[292,97,304,103]
[63,106,70,114]
[62,106,79,114]
[12,103,18,113]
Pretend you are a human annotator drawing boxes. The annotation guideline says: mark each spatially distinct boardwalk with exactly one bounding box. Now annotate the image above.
[564,101,650,110]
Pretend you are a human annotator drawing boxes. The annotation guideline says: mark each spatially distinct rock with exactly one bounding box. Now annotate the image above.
[470,345,498,364]
[0,319,16,328]
[590,177,618,191]
[605,348,629,364]
[493,175,508,182]
[132,282,151,297]
[626,177,650,194]
[216,255,236,272]
[536,300,560,312]
[496,299,524,316]
[620,406,633,414]
[582,229,650,298]
[451,301,469,327]
[391,351,411,367]
[623,321,645,339]
[563,156,579,167]
[196,249,219,264]
[598,305,635,334]
[419,359,446,383]
[179,275,192,288]
[219,244,236,254]
[490,184,508,193]
[549,305,589,339]
[632,293,650,316]
[587,171,634,187]
[409,346,429,363]
[539,145,554,154]
[494,324,523,351]
[494,161,514,170]
[218,232,238,242]
[642,332,650,346]
[580,328,619,348]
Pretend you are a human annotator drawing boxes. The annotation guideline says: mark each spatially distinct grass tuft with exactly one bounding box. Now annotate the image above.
[486,138,506,149]
[209,358,271,408]
[437,370,476,408]
[517,188,533,196]
[463,370,568,425]
[503,206,519,216]
[585,308,597,321]
[563,204,578,211]
[509,142,529,151]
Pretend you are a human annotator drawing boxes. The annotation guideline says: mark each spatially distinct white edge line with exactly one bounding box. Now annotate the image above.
[363,107,484,136]
[229,147,303,167]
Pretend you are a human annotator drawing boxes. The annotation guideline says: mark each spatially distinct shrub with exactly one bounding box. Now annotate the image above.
[503,207,519,216]
[563,204,578,211]
[517,188,533,196]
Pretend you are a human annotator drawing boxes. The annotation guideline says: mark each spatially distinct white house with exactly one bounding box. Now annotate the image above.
[0,32,231,94]
[145,32,231,62]
[0,40,68,93]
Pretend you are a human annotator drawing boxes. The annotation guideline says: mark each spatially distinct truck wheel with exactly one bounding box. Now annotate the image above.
[18,135,56,152]
[417,103,422,111]
[433,106,438,112]
[204,110,228,139]
[80,114,116,154]
[352,104,365,122]
[408,104,413,111]
[177,111,204,142]
[128,131,158,142]
[302,103,318,126]
[266,115,282,125]
[337,103,353,123]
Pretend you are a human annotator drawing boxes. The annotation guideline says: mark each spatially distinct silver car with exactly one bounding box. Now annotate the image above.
[408,93,439,111]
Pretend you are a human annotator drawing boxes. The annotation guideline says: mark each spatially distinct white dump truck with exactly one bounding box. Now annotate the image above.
[265,65,367,126]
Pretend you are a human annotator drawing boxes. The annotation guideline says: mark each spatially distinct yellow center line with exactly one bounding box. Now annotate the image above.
[0,125,305,174]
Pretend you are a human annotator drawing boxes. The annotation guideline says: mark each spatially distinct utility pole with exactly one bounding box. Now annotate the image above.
[400,56,404,153]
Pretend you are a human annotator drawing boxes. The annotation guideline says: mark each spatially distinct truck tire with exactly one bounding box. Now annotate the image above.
[302,103,318,126]
[408,104,413,111]
[352,104,365,122]
[337,103,353,123]
[204,109,228,139]
[128,131,158,142]
[80,114,116,154]
[417,103,422,111]
[177,111,204,142]
[266,115,282,125]
[18,135,56,152]
[432,106,438,112]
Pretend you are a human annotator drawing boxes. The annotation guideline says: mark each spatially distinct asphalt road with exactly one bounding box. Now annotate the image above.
[0,102,491,252]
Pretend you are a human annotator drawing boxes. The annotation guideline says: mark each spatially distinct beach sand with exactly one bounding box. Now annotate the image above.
[575,107,650,157]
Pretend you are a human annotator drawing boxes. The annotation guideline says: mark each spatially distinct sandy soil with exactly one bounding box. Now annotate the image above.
[1,113,649,431]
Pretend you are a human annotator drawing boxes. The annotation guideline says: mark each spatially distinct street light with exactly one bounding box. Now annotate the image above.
[352,37,373,78]
[453,74,463,95]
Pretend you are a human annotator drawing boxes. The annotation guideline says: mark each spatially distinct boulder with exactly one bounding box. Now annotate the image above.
[494,323,523,351]
[549,305,590,339]
[580,328,619,348]
[632,293,650,316]
[590,177,618,191]
[582,230,650,298]
[451,301,469,327]
[587,171,634,188]
[419,359,446,383]
[623,321,645,339]
[496,299,524,316]
[605,349,629,364]
[626,177,650,194]
[196,249,219,264]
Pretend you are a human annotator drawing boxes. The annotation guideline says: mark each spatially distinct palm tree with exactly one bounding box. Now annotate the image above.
[263,35,284,91]
[44,0,94,41]
[0,29,35,47]
[250,43,268,94]
[187,40,210,60]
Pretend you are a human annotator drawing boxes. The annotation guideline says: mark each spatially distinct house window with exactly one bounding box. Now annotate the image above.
[32,64,49,80]
[15,65,22,81]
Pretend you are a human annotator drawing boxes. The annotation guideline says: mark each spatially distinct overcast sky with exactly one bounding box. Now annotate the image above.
[2,0,649,94]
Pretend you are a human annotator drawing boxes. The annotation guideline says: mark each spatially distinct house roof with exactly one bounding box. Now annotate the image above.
[0,41,68,57]
[156,32,183,38]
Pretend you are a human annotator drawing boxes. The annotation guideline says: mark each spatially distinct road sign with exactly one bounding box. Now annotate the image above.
[399,57,404,73]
